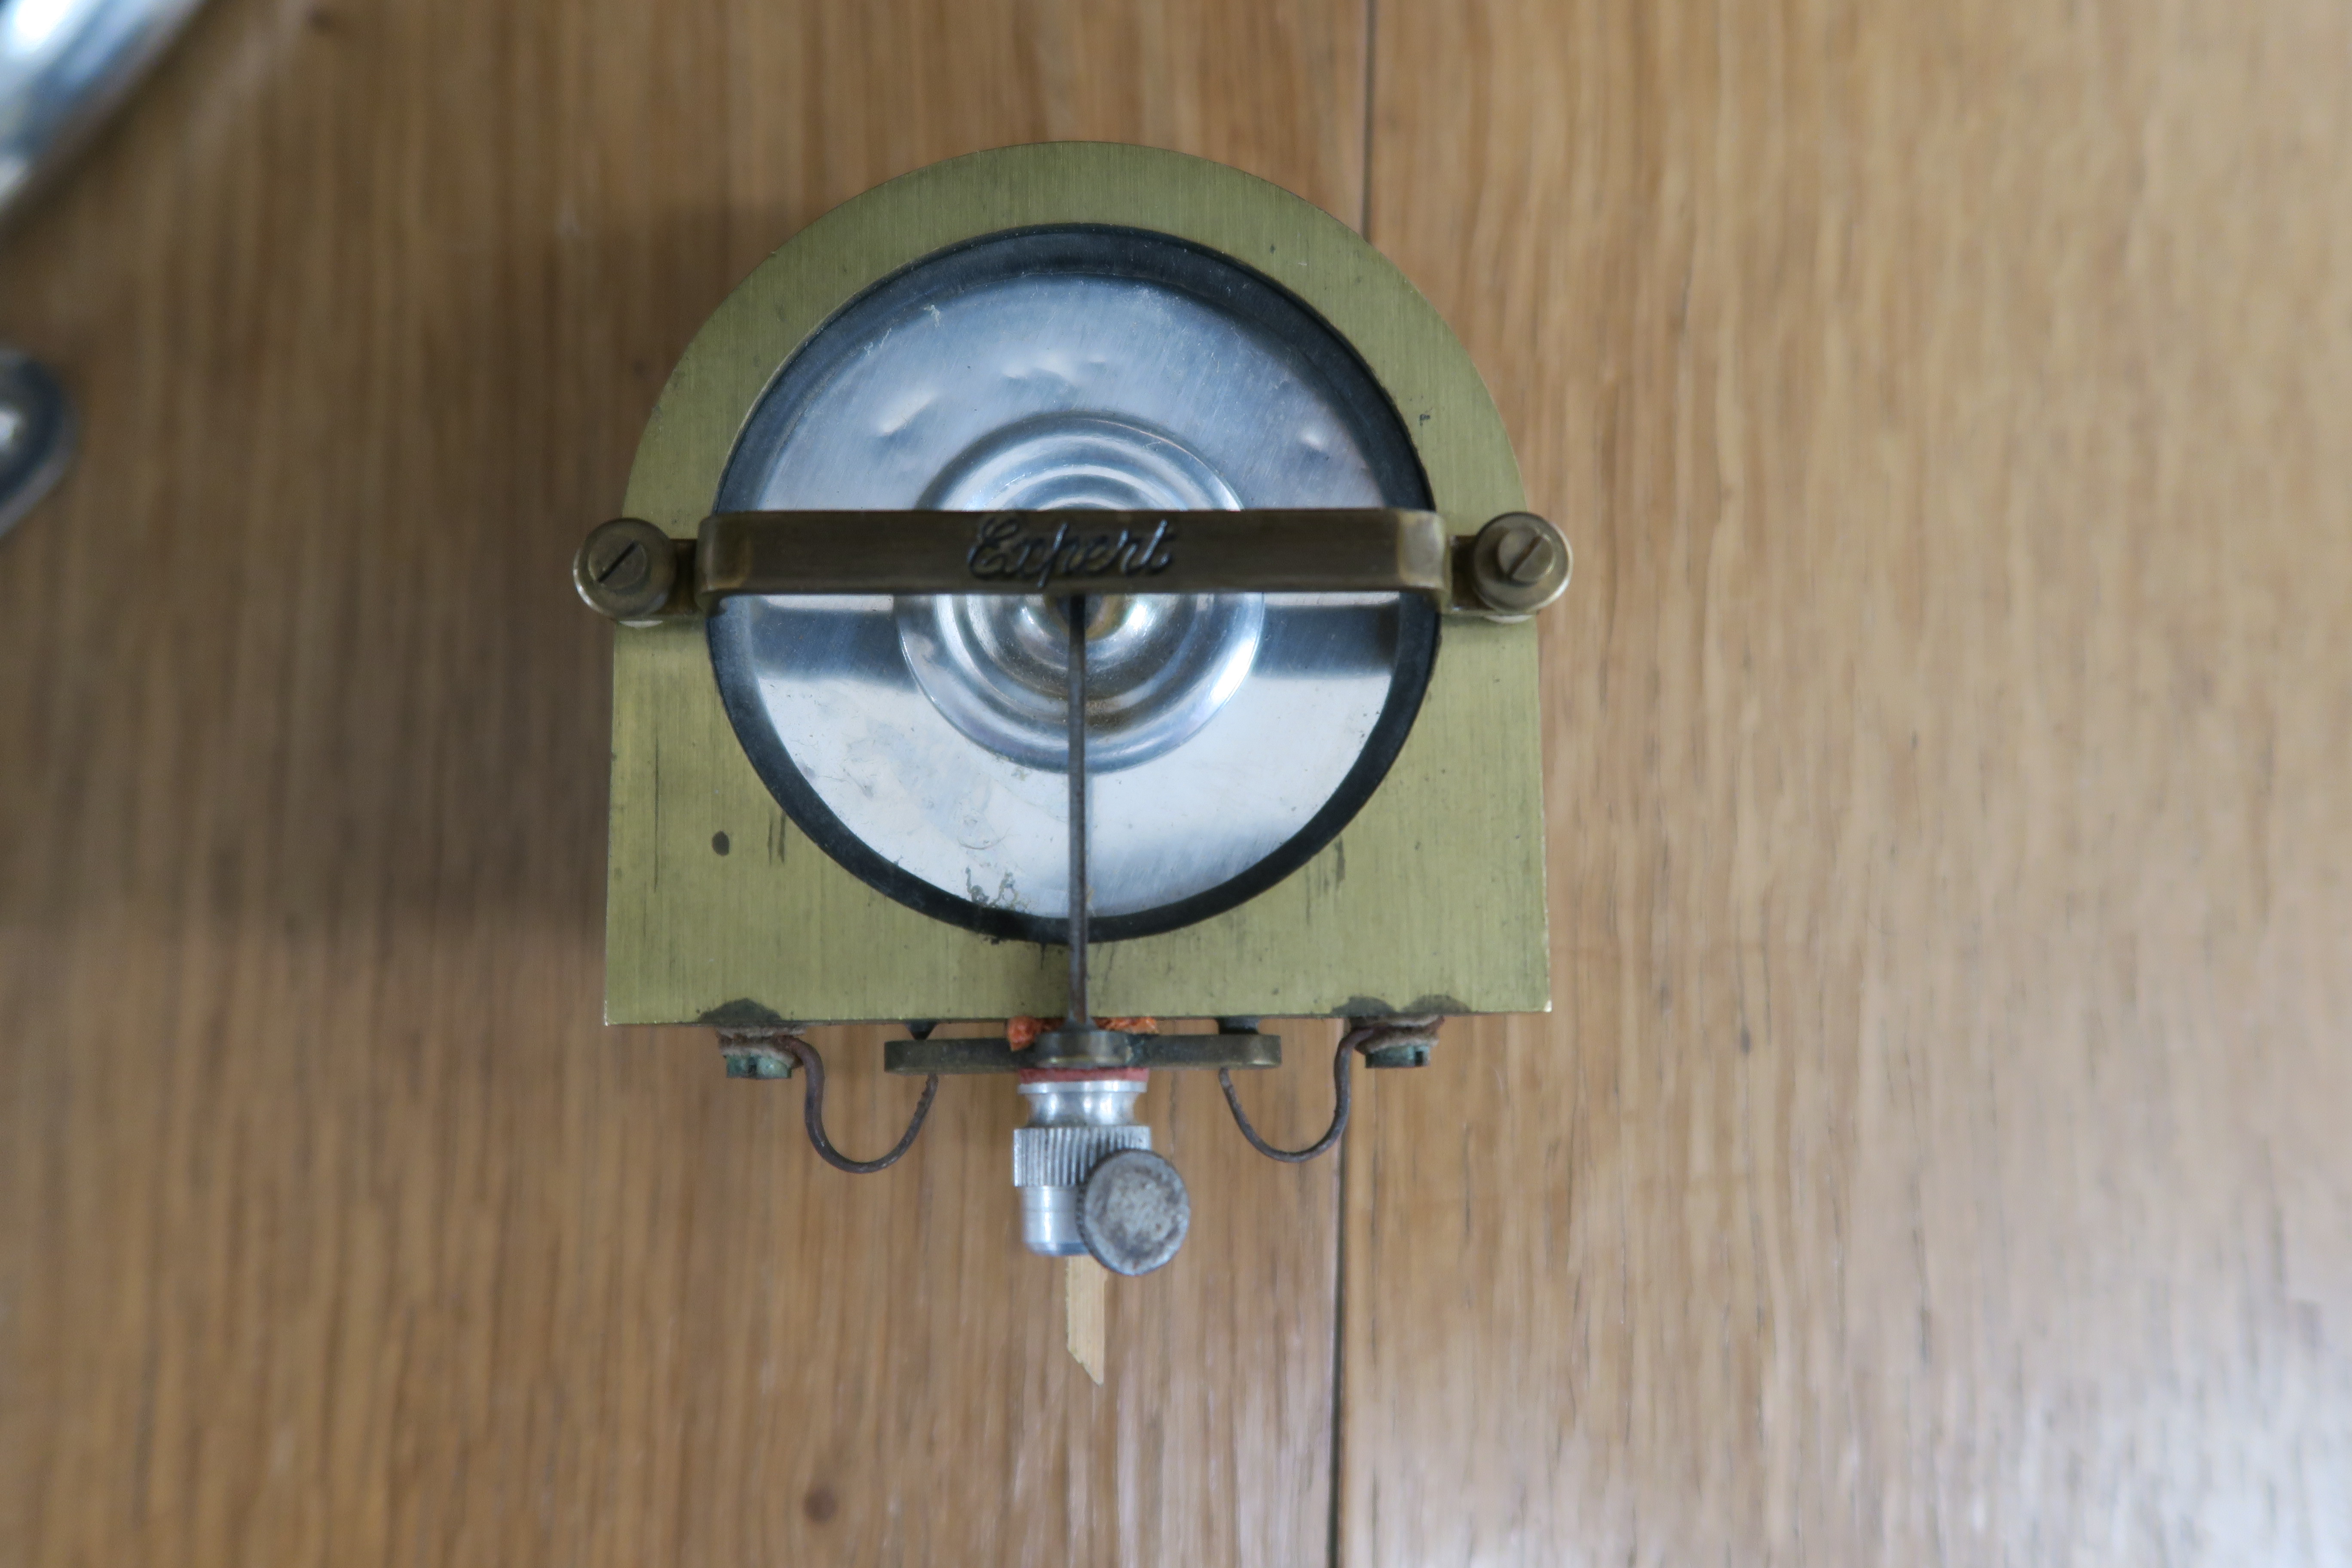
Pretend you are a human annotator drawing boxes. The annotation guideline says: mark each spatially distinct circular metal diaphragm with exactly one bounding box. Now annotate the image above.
[710,227,1436,941]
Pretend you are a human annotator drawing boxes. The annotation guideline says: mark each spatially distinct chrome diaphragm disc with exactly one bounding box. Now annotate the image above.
[708,226,1436,941]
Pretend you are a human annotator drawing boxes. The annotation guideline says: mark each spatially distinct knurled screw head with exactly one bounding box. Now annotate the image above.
[1076,1148,1191,1276]
[574,517,679,619]
[1467,511,1571,616]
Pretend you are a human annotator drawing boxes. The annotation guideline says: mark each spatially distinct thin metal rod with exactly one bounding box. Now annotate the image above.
[1219,1027,1369,1163]
[1066,594,1091,1023]
[1217,1016,1442,1162]
[775,1037,939,1174]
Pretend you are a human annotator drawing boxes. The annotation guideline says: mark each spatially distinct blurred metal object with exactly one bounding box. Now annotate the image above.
[1,0,208,538]
[0,0,206,223]
[0,345,72,539]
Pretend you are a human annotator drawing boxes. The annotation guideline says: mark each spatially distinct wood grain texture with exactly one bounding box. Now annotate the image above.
[8,0,2349,1562]
[0,0,1369,1562]
[1347,0,2352,1563]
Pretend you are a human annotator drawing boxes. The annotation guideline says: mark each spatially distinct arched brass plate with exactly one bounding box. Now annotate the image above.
[604,142,1547,1024]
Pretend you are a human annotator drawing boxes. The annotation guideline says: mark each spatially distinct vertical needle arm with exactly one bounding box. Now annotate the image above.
[1066,594,1091,1023]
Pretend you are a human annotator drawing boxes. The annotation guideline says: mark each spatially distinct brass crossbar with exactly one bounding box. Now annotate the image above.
[573,508,1568,622]
[697,507,1452,602]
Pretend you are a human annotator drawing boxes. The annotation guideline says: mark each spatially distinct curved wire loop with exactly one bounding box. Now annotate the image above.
[1219,1016,1441,1163]
[772,1033,940,1174]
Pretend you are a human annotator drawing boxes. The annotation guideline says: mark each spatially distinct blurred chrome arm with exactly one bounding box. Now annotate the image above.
[0,0,207,222]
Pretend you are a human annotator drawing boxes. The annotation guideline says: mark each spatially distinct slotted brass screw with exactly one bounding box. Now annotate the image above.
[574,518,679,619]
[593,536,648,591]
[1498,526,1558,584]
[1466,511,1571,616]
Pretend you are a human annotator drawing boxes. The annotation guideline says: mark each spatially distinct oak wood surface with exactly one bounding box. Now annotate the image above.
[1347,0,2352,1563]
[4,0,2348,1564]
[0,0,1368,1562]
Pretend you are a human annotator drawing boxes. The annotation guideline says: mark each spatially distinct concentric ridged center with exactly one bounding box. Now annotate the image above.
[895,415,1265,772]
